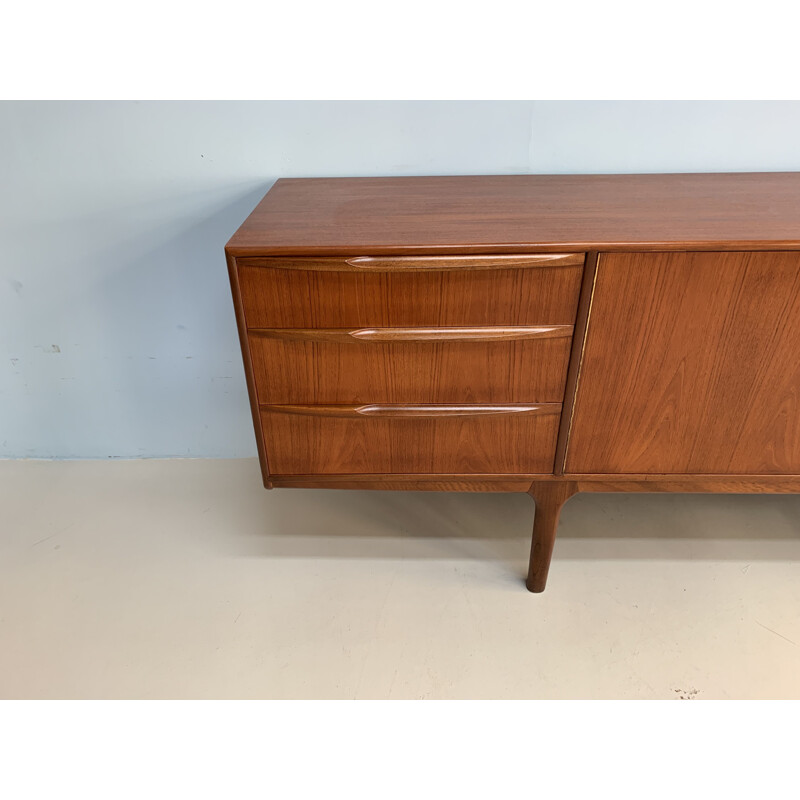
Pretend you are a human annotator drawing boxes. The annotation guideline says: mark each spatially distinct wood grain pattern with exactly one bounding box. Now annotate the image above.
[260,405,561,475]
[226,174,800,256]
[269,475,540,491]
[566,251,800,474]
[237,262,583,328]
[249,325,573,342]
[248,335,572,404]
[238,254,584,270]
[574,477,800,493]
[267,473,800,494]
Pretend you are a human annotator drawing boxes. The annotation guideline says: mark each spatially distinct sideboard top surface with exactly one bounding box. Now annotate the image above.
[226,172,800,256]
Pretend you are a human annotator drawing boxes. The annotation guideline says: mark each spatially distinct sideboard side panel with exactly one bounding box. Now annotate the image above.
[227,252,272,487]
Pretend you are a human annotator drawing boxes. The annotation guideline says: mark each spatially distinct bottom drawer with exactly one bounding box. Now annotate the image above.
[260,404,562,475]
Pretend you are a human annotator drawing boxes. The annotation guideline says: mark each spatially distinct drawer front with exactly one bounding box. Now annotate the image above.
[237,254,584,328]
[260,404,561,475]
[248,326,573,404]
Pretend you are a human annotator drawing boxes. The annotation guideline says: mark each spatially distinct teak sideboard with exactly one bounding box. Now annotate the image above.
[226,173,800,592]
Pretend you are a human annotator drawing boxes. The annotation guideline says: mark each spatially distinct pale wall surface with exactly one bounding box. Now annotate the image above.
[3,101,800,458]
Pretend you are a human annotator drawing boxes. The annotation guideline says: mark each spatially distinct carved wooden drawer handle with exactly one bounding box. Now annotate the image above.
[237,254,584,271]
[251,325,573,343]
[345,254,584,270]
[261,404,562,418]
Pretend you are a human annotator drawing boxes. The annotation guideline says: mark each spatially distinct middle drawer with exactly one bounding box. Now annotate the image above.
[248,325,574,404]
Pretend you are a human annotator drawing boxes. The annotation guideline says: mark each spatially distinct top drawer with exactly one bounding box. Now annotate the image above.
[236,254,584,328]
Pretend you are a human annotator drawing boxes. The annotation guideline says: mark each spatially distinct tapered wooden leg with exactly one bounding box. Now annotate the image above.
[526,481,578,593]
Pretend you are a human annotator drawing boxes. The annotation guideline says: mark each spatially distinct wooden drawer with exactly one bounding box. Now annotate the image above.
[237,254,584,328]
[248,326,573,404]
[260,404,561,475]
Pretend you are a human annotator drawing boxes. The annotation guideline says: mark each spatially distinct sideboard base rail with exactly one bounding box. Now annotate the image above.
[526,475,800,592]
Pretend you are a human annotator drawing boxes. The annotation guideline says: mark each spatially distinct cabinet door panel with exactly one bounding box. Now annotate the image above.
[565,251,800,474]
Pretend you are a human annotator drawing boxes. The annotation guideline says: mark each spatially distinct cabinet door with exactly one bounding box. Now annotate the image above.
[565,251,800,474]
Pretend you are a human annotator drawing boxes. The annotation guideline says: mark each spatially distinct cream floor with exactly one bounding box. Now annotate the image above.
[1,458,799,699]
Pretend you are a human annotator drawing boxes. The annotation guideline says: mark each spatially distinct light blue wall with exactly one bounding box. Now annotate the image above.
[3,101,800,458]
